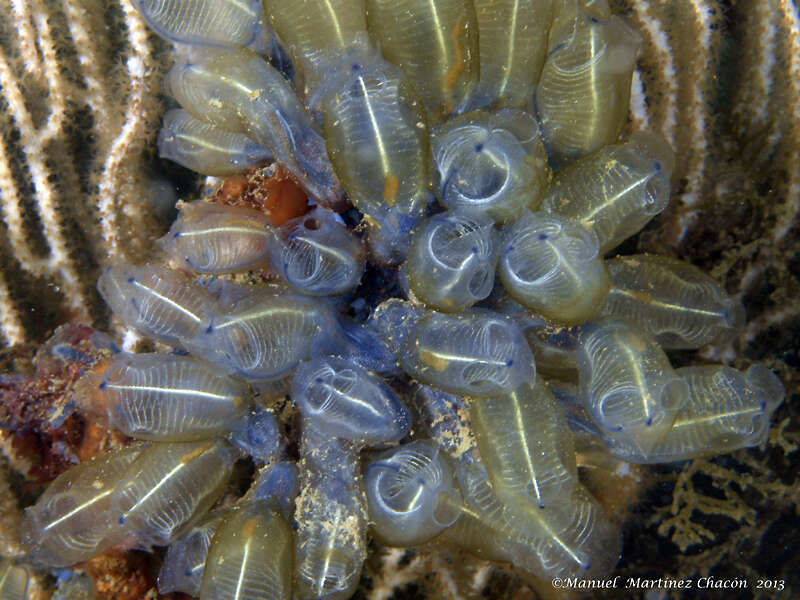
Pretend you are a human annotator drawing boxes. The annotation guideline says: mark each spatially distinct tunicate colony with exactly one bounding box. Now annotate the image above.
[13,1,786,599]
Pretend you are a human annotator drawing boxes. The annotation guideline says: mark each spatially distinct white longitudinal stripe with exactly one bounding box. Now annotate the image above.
[8,0,41,74]
[629,69,649,132]
[630,0,677,146]
[96,3,152,260]
[0,272,24,346]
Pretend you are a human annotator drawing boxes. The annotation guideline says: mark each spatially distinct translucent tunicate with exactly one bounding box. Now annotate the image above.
[21,444,145,567]
[607,365,785,463]
[432,110,550,222]
[365,0,478,122]
[263,0,367,97]
[157,509,228,597]
[333,315,400,376]
[249,461,299,519]
[471,0,552,109]
[111,439,240,548]
[97,261,218,347]
[292,356,410,446]
[576,319,687,454]
[470,377,577,509]
[269,207,365,296]
[602,254,745,349]
[364,440,462,546]
[158,109,272,176]
[295,429,367,600]
[540,133,675,253]
[166,46,344,209]
[536,10,642,163]
[0,561,27,600]
[200,501,293,600]
[227,404,283,461]
[367,299,426,357]
[398,309,536,397]
[405,210,499,312]
[499,210,610,325]
[410,383,474,460]
[134,0,266,49]
[80,353,250,441]
[319,40,431,264]
[188,287,337,380]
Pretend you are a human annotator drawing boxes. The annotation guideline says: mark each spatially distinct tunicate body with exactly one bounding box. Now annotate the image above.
[576,319,687,454]
[540,133,675,253]
[470,377,577,509]
[405,210,499,312]
[398,308,536,397]
[166,46,344,209]
[536,10,642,163]
[472,0,553,109]
[410,384,474,460]
[158,109,272,176]
[249,461,299,519]
[319,41,431,264]
[157,509,228,597]
[365,0,478,122]
[157,201,275,273]
[602,254,745,349]
[227,404,283,461]
[499,210,610,325]
[21,444,145,567]
[111,439,240,547]
[83,353,250,441]
[0,561,27,600]
[432,110,550,221]
[135,0,266,49]
[97,261,218,346]
[364,440,462,546]
[292,356,410,445]
[269,207,365,296]
[263,0,367,97]
[200,501,293,600]
[189,287,337,380]
[606,365,785,463]
[294,429,367,600]
[367,298,426,357]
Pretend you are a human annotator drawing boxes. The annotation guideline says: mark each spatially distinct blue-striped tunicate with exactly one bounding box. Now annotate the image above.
[499,210,610,325]
[405,210,499,312]
[364,440,462,546]
[269,207,365,296]
[158,108,272,176]
[540,132,675,253]
[292,356,410,445]
[78,353,250,441]
[432,110,550,221]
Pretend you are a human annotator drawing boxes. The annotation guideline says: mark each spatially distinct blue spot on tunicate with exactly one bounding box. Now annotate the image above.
[506,359,514,366]
[645,417,653,426]
[127,276,136,284]
[539,233,548,240]
[474,143,484,153]
[173,231,181,238]
[99,380,107,390]
[590,16,599,23]
[184,569,193,577]
[760,401,767,410]
[654,161,661,172]
[118,516,126,524]
[315,377,323,383]
[471,246,478,254]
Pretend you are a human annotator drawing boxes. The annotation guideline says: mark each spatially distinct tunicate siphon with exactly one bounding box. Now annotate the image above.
[405,210,499,312]
[157,509,228,597]
[166,45,344,209]
[294,428,367,600]
[576,319,687,454]
[97,261,218,346]
[135,0,267,49]
[21,444,145,567]
[432,110,550,222]
[0,561,27,600]
[158,109,272,176]
[472,0,553,109]
[111,439,240,547]
[398,308,536,397]
[78,353,250,441]
[607,365,785,463]
[540,133,675,253]
[319,40,431,264]
[602,254,745,349]
[499,210,610,325]
[364,440,462,546]
[200,501,293,600]
[536,10,642,163]
[365,0,478,122]
[157,201,275,273]
[269,207,365,296]
[292,356,410,445]
[470,377,577,509]
[263,0,367,97]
